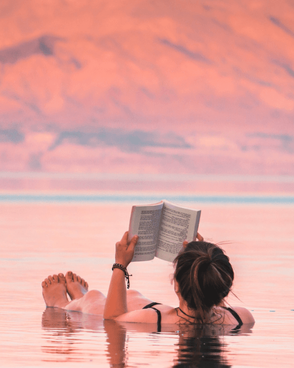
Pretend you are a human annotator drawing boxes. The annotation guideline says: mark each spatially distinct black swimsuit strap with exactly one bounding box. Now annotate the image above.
[143,302,161,309]
[150,307,162,332]
[223,307,243,329]
[143,302,162,332]
[178,307,198,320]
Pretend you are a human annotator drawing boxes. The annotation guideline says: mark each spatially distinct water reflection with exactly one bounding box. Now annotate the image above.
[175,325,230,367]
[41,308,105,363]
[42,308,253,367]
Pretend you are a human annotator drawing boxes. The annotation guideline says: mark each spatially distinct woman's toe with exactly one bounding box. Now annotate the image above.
[65,271,73,283]
[52,274,59,283]
[58,273,66,284]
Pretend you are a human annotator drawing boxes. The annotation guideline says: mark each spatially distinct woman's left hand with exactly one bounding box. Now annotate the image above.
[115,231,138,267]
[182,232,204,248]
[196,232,204,241]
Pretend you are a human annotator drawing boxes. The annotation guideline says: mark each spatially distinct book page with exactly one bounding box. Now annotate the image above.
[128,202,163,262]
[156,201,201,262]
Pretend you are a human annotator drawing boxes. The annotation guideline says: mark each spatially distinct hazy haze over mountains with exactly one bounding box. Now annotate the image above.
[0,0,294,177]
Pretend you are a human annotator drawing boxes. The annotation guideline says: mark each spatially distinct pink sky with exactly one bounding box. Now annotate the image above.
[0,0,293,184]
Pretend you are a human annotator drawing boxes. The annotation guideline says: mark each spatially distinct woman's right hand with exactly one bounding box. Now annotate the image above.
[115,231,138,268]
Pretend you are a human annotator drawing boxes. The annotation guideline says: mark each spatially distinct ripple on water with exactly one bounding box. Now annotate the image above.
[1,202,294,367]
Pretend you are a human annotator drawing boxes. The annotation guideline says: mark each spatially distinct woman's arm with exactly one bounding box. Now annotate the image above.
[103,232,138,319]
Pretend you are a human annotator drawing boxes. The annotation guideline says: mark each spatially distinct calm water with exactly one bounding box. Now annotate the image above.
[1,197,294,367]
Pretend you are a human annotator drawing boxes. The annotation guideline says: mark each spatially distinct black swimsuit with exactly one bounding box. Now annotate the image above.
[142,302,162,332]
[142,303,243,332]
[222,307,243,330]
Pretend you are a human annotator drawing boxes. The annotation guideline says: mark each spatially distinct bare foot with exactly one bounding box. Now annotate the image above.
[42,273,69,308]
[65,271,89,300]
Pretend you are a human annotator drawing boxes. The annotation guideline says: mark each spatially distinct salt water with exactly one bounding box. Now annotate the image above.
[1,195,294,367]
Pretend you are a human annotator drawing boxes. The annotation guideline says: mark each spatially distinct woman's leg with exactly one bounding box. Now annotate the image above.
[126,290,156,311]
[42,273,71,309]
[42,272,156,315]
[41,272,106,314]
[63,271,156,313]
[64,271,106,314]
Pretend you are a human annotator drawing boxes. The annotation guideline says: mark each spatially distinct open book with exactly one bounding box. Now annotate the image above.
[128,200,201,262]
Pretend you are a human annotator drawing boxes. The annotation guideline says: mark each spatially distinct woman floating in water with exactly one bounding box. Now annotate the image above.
[42,232,254,330]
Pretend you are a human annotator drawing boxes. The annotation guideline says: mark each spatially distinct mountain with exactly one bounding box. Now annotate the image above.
[0,0,293,176]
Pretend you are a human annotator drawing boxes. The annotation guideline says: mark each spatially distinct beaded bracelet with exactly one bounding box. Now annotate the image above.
[112,263,132,289]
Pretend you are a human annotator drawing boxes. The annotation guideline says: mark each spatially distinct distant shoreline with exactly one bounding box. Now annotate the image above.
[0,192,293,204]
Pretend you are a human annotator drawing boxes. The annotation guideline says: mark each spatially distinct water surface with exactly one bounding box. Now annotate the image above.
[1,199,294,367]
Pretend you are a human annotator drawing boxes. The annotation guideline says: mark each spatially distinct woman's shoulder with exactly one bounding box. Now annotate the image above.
[114,308,158,323]
[114,304,174,324]
[213,306,255,325]
[229,306,255,324]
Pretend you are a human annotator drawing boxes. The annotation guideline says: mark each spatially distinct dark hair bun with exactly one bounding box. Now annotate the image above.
[174,242,234,316]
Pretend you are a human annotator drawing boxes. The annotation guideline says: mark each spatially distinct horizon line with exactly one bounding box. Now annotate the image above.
[0,192,294,204]
[0,172,294,182]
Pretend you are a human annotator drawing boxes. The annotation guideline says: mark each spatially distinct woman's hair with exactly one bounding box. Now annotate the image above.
[174,241,234,318]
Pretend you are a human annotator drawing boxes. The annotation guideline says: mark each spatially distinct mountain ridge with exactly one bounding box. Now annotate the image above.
[0,0,293,175]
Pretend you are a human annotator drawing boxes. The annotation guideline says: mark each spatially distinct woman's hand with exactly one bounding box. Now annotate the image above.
[196,232,204,241]
[183,232,204,249]
[115,231,138,267]
[104,232,138,319]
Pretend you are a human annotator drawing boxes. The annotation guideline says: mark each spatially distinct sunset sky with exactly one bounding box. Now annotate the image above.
[0,0,294,192]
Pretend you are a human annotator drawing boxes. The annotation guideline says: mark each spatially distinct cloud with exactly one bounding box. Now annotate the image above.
[0,128,293,175]
[48,129,192,152]
[246,132,294,153]
[0,129,24,143]
[28,153,43,171]
[272,60,294,79]
[196,135,237,150]
[269,17,294,38]
[0,35,63,64]
[158,38,211,63]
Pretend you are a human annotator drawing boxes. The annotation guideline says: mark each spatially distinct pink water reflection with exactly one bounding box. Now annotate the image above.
[1,202,294,367]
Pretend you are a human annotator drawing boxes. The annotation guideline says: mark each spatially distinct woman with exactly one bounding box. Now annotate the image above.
[42,232,254,330]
